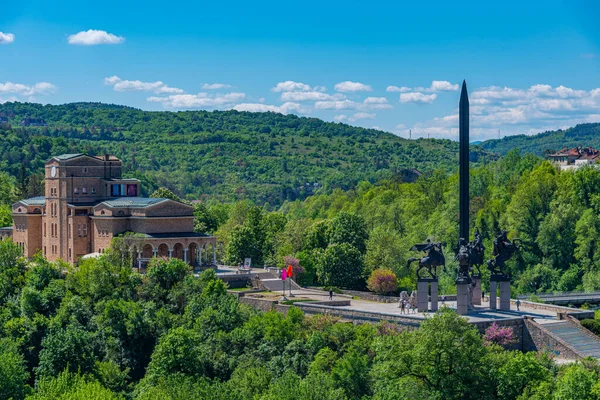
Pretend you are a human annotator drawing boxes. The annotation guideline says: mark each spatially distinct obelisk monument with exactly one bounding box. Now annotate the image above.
[456,80,471,315]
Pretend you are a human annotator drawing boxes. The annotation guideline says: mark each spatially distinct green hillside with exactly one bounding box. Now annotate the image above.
[0,102,489,205]
[481,123,600,156]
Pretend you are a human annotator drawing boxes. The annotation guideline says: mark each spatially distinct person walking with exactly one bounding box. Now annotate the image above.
[329,289,333,301]
[441,294,446,305]
[482,291,485,302]
[516,299,521,311]
[400,300,406,314]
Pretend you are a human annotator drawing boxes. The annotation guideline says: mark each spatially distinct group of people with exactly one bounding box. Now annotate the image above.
[398,291,417,314]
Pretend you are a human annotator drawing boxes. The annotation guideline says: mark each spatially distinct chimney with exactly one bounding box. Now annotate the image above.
[104,154,110,161]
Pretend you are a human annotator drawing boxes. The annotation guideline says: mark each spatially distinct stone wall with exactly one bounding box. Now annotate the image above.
[470,318,525,351]
[522,318,581,360]
[239,296,278,312]
[511,299,594,319]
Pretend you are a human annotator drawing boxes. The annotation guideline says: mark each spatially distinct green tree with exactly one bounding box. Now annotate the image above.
[0,338,31,400]
[328,212,368,253]
[315,243,364,289]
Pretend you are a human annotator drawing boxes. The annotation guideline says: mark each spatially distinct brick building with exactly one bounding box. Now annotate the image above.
[547,147,600,171]
[5,154,216,267]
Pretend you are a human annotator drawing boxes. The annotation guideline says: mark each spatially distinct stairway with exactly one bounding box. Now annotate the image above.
[542,321,600,358]
[259,278,302,292]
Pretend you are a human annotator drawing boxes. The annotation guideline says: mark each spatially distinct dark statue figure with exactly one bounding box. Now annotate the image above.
[454,237,471,282]
[407,239,446,279]
[487,230,520,276]
[453,228,486,282]
[470,228,485,275]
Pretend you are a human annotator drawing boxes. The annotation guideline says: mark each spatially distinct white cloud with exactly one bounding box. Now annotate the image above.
[399,92,437,104]
[363,97,389,104]
[280,91,344,102]
[272,81,324,92]
[408,83,600,141]
[386,85,411,93]
[233,102,305,114]
[68,29,125,45]
[430,80,459,92]
[334,81,372,92]
[0,81,57,96]
[333,112,375,123]
[351,112,376,121]
[0,32,15,44]
[148,92,246,109]
[202,83,233,90]
[315,97,392,111]
[104,76,184,94]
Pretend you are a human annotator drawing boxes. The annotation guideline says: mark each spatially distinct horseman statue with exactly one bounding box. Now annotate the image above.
[487,230,519,277]
[407,239,446,279]
[454,237,471,282]
[470,228,485,276]
[454,228,486,282]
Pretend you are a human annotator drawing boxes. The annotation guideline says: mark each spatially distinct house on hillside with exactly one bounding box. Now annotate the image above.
[546,147,600,171]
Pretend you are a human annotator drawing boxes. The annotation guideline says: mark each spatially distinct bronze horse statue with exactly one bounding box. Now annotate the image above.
[407,240,446,279]
[487,230,520,276]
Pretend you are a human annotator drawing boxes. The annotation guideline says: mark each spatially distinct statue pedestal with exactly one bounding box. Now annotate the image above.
[417,278,437,312]
[490,275,510,311]
[430,280,439,312]
[500,281,511,311]
[472,275,482,306]
[456,282,470,315]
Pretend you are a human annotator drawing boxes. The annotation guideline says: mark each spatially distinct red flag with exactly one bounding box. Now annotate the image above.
[287,265,293,277]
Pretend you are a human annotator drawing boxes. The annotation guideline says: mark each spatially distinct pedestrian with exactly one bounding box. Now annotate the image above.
[441,294,446,304]
[329,289,333,301]
[400,300,406,314]
[482,291,485,302]
[516,299,521,311]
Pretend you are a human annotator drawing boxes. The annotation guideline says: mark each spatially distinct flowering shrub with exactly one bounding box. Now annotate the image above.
[283,256,305,276]
[367,268,398,295]
[484,322,516,346]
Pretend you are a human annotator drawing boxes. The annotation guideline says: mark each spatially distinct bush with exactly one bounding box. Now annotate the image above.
[581,319,600,336]
[484,322,516,346]
[366,269,398,295]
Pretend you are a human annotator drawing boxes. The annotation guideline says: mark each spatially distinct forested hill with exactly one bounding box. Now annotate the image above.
[481,123,600,156]
[0,102,489,205]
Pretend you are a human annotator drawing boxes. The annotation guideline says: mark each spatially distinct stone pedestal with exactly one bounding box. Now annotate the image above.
[472,275,482,306]
[430,280,439,312]
[456,282,470,315]
[500,281,511,311]
[417,280,429,312]
[490,275,511,311]
[489,280,497,310]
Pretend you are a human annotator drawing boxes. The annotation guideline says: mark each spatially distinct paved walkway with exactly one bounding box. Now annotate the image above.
[269,289,559,323]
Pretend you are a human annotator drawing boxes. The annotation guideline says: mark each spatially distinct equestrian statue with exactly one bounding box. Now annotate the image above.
[487,230,520,277]
[407,239,446,279]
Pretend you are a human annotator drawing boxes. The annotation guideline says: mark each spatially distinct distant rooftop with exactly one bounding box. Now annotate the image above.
[100,197,168,209]
[53,153,84,160]
[18,196,46,206]
[51,154,121,162]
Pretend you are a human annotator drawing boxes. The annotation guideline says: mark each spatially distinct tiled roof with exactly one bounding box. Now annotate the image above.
[100,197,168,209]
[19,196,46,206]
[53,153,84,160]
[101,178,140,182]
[0,226,13,231]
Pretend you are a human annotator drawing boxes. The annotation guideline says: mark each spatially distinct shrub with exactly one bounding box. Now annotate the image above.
[484,322,516,346]
[367,268,398,295]
[581,319,600,336]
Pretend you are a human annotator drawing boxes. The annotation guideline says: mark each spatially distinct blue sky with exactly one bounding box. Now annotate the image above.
[1,0,599,141]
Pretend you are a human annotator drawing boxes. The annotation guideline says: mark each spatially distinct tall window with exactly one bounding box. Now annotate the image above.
[83,224,87,237]
[77,224,81,237]
[44,223,46,237]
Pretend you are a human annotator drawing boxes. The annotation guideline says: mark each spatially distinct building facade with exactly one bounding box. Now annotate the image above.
[7,154,216,267]
[547,147,600,171]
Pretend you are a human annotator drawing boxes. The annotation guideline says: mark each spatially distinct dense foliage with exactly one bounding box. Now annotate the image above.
[1,240,600,400]
[0,102,491,206]
[482,122,600,156]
